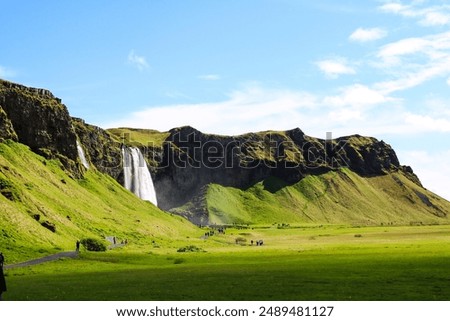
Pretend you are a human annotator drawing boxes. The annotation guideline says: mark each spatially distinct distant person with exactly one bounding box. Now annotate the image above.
[0,252,7,300]
[76,240,80,252]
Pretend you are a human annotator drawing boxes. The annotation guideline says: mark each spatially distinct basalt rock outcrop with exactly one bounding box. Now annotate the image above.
[0,80,80,174]
[71,117,122,180]
[150,126,420,212]
[1,79,434,225]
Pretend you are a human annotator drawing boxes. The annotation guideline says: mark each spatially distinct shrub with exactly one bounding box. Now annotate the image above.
[80,238,107,252]
[177,245,205,253]
[235,236,247,245]
[277,223,291,229]
[173,258,186,264]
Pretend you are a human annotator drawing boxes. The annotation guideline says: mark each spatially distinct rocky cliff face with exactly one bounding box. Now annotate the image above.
[71,117,122,180]
[0,79,426,225]
[0,80,125,180]
[0,80,81,174]
[0,106,18,142]
[150,126,421,212]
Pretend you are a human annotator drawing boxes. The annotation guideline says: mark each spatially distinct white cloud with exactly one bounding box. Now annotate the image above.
[316,58,356,78]
[105,86,319,135]
[327,108,363,122]
[421,11,450,26]
[375,60,450,94]
[447,77,450,86]
[323,84,392,107]
[198,74,220,80]
[377,37,429,62]
[404,113,450,133]
[423,97,450,117]
[378,31,450,61]
[374,31,450,93]
[379,2,412,15]
[397,150,450,201]
[349,27,387,42]
[127,50,149,71]
[379,1,450,26]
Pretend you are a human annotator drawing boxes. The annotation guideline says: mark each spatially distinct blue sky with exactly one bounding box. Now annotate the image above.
[1,0,450,200]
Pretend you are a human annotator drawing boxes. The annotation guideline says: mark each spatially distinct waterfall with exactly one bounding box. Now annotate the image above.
[77,141,90,169]
[122,146,158,206]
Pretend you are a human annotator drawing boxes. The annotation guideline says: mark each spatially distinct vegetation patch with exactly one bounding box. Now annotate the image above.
[0,177,21,201]
[202,169,450,226]
[173,258,186,264]
[107,127,169,147]
[235,236,247,245]
[80,238,107,252]
[177,245,205,253]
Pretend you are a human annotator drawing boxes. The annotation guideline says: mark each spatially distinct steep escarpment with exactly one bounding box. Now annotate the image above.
[1,79,447,228]
[149,126,419,211]
[72,117,122,180]
[0,80,80,174]
[110,126,444,226]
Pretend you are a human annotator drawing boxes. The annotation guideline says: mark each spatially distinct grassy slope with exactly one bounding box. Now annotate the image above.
[107,128,169,147]
[206,168,450,225]
[0,140,197,263]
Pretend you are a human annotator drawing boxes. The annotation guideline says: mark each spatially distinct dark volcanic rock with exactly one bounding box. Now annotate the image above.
[0,80,80,174]
[0,106,18,142]
[0,80,424,225]
[41,220,56,233]
[151,126,414,213]
[71,118,123,180]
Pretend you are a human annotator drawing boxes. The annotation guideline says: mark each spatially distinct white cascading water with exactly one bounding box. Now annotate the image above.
[122,146,158,206]
[77,141,90,169]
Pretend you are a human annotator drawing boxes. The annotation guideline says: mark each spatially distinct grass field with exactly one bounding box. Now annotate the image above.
[4,224,450,301]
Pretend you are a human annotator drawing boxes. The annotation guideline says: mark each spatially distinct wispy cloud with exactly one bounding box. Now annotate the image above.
[316,58,356,78]
[0,65,16,79]
[127,50,149,71]
[374,31,450,93]
[198,74,221,81]
[323,84,393,108]
[404,113,450,132]
[379,1,450,26]
[397,149,450,201]
[349,27,387,42]
[104,85,319,135]
[103,83,423,137]
[111,3,450,138]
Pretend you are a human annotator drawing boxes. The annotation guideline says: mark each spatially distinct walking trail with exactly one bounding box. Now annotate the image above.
[4,238,126,269]
[4,251,79,270]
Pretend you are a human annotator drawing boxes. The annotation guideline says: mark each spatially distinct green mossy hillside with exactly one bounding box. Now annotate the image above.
[107,127,170,148]
[205,169,450,225]
[0,140,198,263]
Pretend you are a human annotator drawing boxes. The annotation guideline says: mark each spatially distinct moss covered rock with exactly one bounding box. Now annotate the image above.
[0,80,80,176]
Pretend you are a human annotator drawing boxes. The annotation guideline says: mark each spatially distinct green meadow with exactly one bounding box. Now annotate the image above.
[5,224,450,301]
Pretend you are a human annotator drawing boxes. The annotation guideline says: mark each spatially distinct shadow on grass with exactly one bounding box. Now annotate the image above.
[5,254,450,301]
